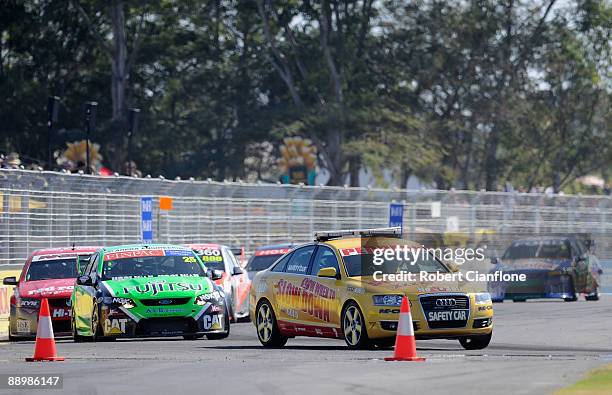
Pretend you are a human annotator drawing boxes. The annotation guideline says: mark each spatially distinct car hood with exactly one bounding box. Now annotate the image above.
[349,276,467,295]
[18,278,76,298]
[101,275,214,299]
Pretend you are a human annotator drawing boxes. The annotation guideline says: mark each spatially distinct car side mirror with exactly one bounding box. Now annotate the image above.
[2,276,18,286]
[209,269,224,281]
[491,257,500,265]
[232,266,244,276]
[77,256,91,275]
[317,267,338,278]
[76,275,93,286]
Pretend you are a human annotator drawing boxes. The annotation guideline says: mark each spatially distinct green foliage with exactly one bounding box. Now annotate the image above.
[0,0,610,191]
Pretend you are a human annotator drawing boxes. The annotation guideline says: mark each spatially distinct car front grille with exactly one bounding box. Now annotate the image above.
[419,294,470,329]
[139,297,191,306]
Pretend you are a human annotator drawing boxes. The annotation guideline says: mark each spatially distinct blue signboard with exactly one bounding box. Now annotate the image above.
[389,202,404,235]
[141,196,153,243]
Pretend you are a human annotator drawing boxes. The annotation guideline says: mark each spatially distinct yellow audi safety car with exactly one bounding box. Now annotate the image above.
[250,228,493,349]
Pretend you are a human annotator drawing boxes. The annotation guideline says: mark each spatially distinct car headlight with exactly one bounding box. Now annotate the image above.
[16,298,40,308]
[195,291,224,306]
[103,297,136,309]
[474,292,492,304]
[372,295,403,306]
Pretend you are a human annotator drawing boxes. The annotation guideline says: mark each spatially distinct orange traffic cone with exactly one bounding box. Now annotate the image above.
[384,296,425,362]
[26,298,64,362]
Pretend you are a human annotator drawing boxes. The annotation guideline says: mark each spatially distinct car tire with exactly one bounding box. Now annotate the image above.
[459,332,492,350]
[341,301,370,350]
[585,287,599,301]
[564,276,578,302]
[255,300,287,347]
[91,303,109,342]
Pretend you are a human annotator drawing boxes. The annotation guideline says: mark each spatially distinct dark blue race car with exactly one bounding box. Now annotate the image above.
[488,236,602,302]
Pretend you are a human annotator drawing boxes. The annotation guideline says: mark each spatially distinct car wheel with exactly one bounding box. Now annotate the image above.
[91,303,112,341]
[585,287,599,301]
[255,300,287,347]
[206,306,231,340]
[342,302,369,350]
[459,332,492,350]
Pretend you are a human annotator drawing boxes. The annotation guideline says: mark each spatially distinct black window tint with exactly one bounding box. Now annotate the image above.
[310,247,340,276]
[285,246,316,274]
[271,253,292,272]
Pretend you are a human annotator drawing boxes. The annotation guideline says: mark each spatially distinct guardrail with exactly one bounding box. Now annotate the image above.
[1,168,611,268]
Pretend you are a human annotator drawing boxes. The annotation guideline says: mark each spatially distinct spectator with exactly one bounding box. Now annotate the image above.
[4,152,21,169]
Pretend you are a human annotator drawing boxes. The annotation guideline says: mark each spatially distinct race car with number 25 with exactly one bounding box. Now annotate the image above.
[71,244,229,341]
[250,228,493,350]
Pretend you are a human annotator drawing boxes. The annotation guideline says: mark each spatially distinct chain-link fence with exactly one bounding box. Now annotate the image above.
[1,168,611,269]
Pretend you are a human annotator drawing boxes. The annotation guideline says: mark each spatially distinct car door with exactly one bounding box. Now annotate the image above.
[224,248,249,312]
[306,245,342,329]
[273,245,316,326]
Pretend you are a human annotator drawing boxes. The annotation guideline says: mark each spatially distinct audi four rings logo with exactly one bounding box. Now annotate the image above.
[435,298,457,307]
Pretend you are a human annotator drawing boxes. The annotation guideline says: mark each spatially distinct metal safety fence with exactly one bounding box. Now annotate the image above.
[1,168,611,270]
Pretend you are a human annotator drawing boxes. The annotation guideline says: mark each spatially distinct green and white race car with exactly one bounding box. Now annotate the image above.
[71,244,229,341]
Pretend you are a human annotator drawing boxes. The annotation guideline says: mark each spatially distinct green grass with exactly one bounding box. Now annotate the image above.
[556,364,612,395]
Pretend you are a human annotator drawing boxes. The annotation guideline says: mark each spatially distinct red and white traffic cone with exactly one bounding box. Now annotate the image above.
[26,298,64,362]
[384,296,425,362]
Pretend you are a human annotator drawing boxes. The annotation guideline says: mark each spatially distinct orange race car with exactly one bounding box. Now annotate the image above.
[187,243,251,321]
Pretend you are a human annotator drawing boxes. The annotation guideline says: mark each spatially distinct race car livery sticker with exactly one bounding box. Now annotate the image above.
[16,319,31,333]
[27,285,74,296]
[32,253,78,262]
[255,248,291,256]
[104,249,164,261]
[104,318,128,334]
[275,278,336,322]
[121,281,203,296]
[427,310,467,321]
[203,314,223,330]
[51,308,71,318]
[164,249,193,256]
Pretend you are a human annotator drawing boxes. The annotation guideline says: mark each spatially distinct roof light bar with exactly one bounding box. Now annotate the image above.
[314,227,401,242]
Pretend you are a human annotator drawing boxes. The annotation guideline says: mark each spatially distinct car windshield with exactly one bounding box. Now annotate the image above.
[26,257,80,281]
[343,251,449,277]
[102,253,205,280]
[503,240,571,260]
[246,254,283,271]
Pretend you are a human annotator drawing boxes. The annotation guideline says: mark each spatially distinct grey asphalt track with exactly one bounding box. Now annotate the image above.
[0,296,611,395]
